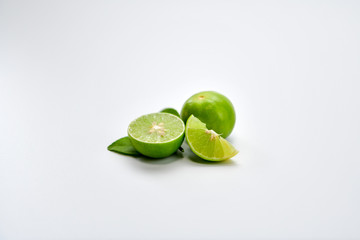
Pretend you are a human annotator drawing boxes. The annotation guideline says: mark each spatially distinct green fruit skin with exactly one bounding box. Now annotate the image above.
[128,132,185,158]
[181,91,236,138]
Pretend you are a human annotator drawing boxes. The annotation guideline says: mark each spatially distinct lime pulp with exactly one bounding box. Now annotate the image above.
[128,112,185,158]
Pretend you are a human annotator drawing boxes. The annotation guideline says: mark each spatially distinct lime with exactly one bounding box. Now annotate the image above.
[180,91,236,138]
[127,112,185,158]
[186,115,238,161]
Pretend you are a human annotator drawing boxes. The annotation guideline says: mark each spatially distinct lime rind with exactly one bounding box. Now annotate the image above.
[186,115,238,161]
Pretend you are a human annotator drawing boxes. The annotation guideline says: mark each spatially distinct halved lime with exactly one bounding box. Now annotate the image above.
[186,115,238,161]
[128,112,185,158]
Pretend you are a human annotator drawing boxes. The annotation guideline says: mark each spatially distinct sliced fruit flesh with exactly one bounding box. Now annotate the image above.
[186,115,238,161]
[128,113,185,143]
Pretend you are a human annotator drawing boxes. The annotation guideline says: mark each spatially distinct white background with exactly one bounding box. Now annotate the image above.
[1,1,360,239]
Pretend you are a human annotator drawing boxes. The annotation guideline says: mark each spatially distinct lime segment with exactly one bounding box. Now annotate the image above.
[186,115,238,161]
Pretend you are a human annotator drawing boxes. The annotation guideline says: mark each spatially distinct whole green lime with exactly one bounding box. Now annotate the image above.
[180,91,236,138]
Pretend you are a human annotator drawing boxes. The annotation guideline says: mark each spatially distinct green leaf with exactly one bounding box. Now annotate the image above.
[107,136,141,156]
[160,108,180,117]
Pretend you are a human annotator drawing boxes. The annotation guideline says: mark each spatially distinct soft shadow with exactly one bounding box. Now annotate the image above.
[187,152,237,166]
[133,149,184,165]
[225,136,236,142]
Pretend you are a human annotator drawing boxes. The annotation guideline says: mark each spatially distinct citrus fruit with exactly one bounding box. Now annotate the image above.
[127,112,185,158]
[180,91,236,138]
[186,115,238,161]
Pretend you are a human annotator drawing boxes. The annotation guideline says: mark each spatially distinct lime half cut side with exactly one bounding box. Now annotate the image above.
[186,115,238,161]
[128,112,185,158]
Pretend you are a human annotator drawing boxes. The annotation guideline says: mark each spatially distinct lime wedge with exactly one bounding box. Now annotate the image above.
[128,112,185,158]
[186,115,238,161]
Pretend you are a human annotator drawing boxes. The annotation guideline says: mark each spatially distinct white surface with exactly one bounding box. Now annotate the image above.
[1,1,360,239]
